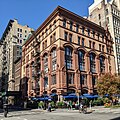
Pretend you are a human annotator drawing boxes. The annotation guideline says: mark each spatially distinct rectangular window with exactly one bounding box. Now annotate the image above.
[80,74,87,85]
[63,19,66,27]
[99,44,101,51]
[102,45,104,52]
[82,27,85,34]
[50,35,52,44]
[106,9,108,15]
[87,29,90,36]
[70,21,73,30]
[93,42,95,49]
[98,33,100,40]
[107,17,109,24]
[69,34,72,43]
[17,39,19,43]
[64,32,68,41]
[20,40,22,44]
[82,38,84,47]
[53,32,56,41]
[20,29,22,32]
[20,34,22,38]
[68,73,74,84]
[66,60,72,69]
[76,24,79,33]
[52,60,57,71]
[17,33,19,37]
[17,28,19,32]
[89,41,91,48]
[52,74,56,85]
[78,36,80,45]
[92,76,97,85]
[102,35,104,42]
[98,14,101,20]
[45,29,48,35]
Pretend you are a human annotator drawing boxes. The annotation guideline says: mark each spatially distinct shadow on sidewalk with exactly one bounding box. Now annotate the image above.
[110,117,120,120]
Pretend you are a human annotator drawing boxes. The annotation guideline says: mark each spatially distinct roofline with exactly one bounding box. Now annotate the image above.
[24,6,105,46]
[1,19,14,41]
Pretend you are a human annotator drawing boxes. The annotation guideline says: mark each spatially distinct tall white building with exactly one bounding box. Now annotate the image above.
[89,0,120,74]
[0,19,33,94]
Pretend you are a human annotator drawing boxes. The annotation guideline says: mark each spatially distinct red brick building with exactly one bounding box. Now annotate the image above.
[21,6,115,100]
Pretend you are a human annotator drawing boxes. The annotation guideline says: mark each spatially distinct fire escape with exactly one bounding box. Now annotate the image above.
[32,35,41,97]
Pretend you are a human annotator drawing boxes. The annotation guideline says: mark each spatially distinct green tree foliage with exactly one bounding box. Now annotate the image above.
[97,73,120,97]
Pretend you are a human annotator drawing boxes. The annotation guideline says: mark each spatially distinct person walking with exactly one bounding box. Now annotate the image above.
[48,102,51,112]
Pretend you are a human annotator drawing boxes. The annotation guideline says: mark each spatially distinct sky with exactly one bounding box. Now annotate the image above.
[0,0,94,38]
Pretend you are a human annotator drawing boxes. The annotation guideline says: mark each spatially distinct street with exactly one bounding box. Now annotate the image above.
[0,108,119,120]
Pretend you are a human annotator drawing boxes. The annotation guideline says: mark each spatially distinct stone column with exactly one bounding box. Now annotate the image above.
[105,57,108,72]
[57,47,65,91]
[85,53,90,72]
[47,52,51,95]
[87,74,93,94]
[85,54,90,87]
[73,49,79,88]
[96,56,100,74]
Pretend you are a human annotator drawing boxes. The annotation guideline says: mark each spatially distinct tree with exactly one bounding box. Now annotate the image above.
[97,73,120,97]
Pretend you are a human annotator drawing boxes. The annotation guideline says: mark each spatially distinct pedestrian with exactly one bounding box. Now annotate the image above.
[48,103,51,112]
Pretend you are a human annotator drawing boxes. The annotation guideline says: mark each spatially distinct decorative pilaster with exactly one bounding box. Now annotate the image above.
[40,56,44,95]
[47,52,51,94]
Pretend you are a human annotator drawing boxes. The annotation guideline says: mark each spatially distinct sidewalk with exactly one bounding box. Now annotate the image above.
[88,106,120,113]
[30,106,120,113]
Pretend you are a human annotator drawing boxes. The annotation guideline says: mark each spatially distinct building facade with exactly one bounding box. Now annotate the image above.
[0,42,3,92]
[21,6,115,100]
[0,19,33,96]
[14,57,21,91]
[89,0,120,74]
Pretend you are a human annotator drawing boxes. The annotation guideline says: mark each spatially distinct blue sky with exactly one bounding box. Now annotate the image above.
[0,0,94,38]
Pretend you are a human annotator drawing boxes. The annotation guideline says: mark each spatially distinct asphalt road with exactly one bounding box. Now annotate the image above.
[0,108,119,120]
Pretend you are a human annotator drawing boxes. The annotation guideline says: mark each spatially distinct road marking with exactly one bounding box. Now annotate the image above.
[24,119,28,120]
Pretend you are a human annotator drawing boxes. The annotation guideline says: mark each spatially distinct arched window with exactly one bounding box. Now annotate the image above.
[51,48,57,71]
[90,53,96,73]
[100,56,105,73]
[65,47,72,69]
[43,54,48,73]
[78,50,85,71]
